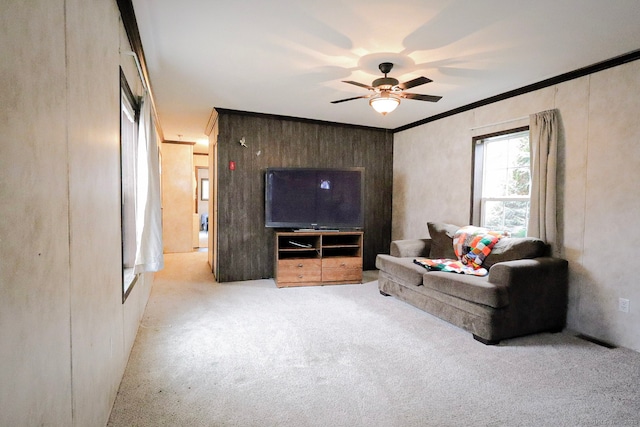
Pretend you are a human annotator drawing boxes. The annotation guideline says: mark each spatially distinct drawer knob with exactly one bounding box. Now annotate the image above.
[298,275,303,278]
[297,263,304,268]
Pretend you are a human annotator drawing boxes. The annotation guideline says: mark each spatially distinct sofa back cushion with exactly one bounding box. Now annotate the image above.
[427,222,547,267]
[427,222,459,259]
[484,237,547,267]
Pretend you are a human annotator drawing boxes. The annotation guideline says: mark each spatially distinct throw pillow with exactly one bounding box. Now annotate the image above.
[427,222,459,259]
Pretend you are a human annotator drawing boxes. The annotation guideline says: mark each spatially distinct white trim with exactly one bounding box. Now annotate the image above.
[120,50,147,92]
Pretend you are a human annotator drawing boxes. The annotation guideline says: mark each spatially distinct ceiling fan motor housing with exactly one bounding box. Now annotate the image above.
[372,77,399,90]
[374,62,398,90]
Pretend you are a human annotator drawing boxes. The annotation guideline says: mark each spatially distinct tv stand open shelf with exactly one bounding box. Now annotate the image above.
[274,231,363,287]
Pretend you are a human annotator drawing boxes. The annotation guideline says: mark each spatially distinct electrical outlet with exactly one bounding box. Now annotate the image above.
[618,298,630,313]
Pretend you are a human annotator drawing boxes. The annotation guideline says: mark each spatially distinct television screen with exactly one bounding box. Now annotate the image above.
[265,167,364,229]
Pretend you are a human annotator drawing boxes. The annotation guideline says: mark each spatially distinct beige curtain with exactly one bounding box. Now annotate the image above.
[527,109,559,254]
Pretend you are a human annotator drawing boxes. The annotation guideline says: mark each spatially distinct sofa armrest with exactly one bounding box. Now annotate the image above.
[489,257,568,316]
[390,239,432,258]
[488,257,568,287]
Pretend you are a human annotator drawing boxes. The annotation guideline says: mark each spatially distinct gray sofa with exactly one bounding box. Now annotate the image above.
[376,222,568,345]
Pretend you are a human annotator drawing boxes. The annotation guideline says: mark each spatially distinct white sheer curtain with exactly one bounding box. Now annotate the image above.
[134,92,164,273]
[527,109,559,255]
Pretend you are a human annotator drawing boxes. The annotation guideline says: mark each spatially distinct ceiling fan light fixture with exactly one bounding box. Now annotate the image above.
[369,93,400,115]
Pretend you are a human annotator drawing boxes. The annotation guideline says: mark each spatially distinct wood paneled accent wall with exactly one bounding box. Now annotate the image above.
[214,109,393,282]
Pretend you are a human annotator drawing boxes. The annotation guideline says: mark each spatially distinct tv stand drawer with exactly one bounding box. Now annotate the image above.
[277,259,321,283]
[322,257,362,283]
[322,257,362,269]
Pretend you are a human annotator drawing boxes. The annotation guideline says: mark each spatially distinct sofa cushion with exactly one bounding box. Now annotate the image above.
[484,237,547,268]
[427,222,459,259]
[422,271,509,308]
[376,254,426,286]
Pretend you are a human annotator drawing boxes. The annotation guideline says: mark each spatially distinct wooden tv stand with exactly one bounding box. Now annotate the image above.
[274,231,363,288]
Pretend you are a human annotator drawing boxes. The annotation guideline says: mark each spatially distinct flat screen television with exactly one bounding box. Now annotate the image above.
[265,167,364,230]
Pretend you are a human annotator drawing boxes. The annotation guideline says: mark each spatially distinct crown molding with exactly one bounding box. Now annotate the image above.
[394,48,640,133]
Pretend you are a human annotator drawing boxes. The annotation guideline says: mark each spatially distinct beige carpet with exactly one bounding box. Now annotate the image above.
[108,251,640,427]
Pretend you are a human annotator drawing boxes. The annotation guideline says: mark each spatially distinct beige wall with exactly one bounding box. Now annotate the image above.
[393,60,640,352]
[0,1,154,425]
[162,142,195,252]
[0,2,71,424]
[194,152,208,168]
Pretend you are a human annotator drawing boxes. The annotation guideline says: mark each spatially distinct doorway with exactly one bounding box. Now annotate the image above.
[196,166,209,250]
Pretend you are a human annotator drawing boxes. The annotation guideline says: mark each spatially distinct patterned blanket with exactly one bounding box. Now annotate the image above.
[454,226,503,269]
[413,258,489,276]
[414,226,503,276]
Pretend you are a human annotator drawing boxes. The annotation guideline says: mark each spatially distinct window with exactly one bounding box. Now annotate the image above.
[472,128,530,237]
[120,70,139,301]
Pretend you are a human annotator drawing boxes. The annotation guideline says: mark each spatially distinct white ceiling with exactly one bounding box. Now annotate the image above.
[131,0,640,143]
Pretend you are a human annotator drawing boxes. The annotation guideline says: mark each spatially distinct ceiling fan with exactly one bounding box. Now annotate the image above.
[331,62,442,115]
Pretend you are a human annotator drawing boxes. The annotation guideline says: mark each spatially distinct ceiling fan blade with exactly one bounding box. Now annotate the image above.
[330,95,372,104]
[342,80,374,90]
[397,76,432,90]
[401,93,442,102]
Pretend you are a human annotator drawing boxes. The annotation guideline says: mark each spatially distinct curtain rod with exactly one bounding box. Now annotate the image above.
[120,50,148,92]
[470,115,528,131]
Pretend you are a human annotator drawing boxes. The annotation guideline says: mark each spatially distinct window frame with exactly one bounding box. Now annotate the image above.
[470,126,530,234]
[120,68,140,303]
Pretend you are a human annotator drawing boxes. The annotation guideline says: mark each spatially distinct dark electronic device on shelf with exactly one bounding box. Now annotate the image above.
[288,240,312,248]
